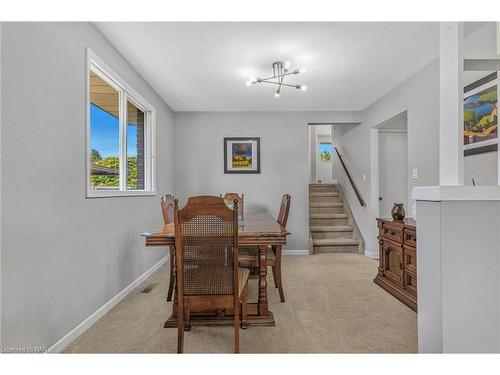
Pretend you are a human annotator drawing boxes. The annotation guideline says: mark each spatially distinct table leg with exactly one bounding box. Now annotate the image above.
[258,245,269,316]
[171,251,178,317]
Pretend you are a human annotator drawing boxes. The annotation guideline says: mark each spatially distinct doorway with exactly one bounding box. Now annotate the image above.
[376,113,408,219]
[308,124,334,183]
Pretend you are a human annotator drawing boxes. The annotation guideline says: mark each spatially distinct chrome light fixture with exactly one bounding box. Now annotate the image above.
[246,60,306,98]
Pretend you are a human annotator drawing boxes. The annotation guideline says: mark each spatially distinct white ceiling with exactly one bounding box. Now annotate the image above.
[95,22,481,112]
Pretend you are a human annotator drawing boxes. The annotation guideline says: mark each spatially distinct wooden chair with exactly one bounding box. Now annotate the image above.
[174,196,249,353]
[222,192,244,220]
[239,194,291,302]
[161,194,176,302]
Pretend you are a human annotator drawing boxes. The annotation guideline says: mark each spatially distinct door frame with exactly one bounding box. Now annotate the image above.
[368,111,409,258]
[307,123,334,184]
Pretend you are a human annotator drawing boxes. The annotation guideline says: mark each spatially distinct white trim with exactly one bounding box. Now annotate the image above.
[364,249,379,259]
[497,22,500,55]
[412,185,500,202]
[86,189,157,198]
[283,249,309,256]
[85,48,157,198]
[47,255,168,353]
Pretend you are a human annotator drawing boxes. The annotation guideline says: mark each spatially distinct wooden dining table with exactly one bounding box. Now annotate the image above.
[143,211,289,327]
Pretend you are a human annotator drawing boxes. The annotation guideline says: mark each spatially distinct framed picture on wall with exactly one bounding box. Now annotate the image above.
[223,137,261,174]
[463,72,498,156]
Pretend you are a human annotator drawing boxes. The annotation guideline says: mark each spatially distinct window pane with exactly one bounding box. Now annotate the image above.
[89,71,120,190]
[319,143,332,162]
[127,100,146,190]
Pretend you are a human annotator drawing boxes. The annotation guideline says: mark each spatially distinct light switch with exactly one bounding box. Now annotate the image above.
[362,173,367,182]
[412,168,418,179]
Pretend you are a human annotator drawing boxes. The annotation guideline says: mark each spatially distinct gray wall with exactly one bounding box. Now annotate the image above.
[417,198,500,352]
[1,23,174,349]
[332,59,439,256]
[173,111,360,250]
[333,23,499,256]
[464,151,498,185]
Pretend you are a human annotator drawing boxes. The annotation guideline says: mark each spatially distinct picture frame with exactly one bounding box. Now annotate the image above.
[463,72,498,156]
[223,137,261,174]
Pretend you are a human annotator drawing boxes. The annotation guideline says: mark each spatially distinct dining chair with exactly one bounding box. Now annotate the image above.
[161,194,176,301]
[239,193,291,302]
[222,192,244,220]
[174,196,249,353]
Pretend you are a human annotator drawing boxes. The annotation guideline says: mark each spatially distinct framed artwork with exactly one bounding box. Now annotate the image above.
[463,72,498,156]
[224,137,261,174]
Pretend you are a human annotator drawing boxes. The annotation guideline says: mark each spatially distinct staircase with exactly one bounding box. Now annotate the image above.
[309,183,363,254]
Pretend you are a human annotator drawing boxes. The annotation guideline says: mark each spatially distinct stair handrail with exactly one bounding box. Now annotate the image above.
[334,147,366,207]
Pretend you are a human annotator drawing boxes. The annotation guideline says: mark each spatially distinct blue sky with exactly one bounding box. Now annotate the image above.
[319,143,332,154]
[90,104,138,158]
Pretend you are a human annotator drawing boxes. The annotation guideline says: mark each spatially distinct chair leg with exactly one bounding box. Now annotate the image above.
[234,297,240,353]
[275,246,285,302]
[185,307,191,331]
[241,284,248,329]
[167,246,175,301]
[271,264,278,288]
[177,303,184,354]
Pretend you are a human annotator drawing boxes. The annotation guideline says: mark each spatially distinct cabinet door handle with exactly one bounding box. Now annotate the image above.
[399,263,403,270]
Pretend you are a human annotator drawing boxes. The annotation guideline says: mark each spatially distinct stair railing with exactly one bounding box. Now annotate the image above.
[334,147,366,207]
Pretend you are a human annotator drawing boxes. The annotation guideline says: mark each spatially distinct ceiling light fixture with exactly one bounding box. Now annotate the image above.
[246,61,306,98]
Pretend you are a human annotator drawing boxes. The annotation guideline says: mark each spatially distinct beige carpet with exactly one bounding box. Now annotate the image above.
[64,253,417,353]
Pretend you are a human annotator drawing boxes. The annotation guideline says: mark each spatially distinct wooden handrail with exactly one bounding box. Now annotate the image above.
[334,147,366,207]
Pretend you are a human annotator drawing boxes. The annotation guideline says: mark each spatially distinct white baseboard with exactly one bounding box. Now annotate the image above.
[283,249,309,256]
[364,249,379,259]
[47,255,169,353]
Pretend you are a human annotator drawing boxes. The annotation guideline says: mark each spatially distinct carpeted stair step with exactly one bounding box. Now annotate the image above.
[309,192,340,197]
[313,238,360,253]
[310,202,343,208]
[310,225,353,232]
[310,213,348,219]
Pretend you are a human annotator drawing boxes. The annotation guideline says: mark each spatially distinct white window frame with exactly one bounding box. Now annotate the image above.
[86,48,156,198]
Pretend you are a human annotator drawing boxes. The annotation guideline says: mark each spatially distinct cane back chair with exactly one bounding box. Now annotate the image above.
[161,194,176,301]
[174,196,249,353]
[239,193,291,302]
[222,192,244,220]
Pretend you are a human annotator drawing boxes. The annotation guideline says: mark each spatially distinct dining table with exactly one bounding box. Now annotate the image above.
[142,211,290,327]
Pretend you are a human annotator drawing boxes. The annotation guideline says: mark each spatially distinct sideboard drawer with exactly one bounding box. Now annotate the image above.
[404,228,417,247]
[404,269,417,297]
[381,222,403,243]
[404,246,417,274]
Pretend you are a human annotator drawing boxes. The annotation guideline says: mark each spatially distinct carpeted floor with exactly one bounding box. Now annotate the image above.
[64,253,417,353]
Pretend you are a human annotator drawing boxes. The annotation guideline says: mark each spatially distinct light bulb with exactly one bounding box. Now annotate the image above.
[299,67,307,73]
[300,85,307,91]
[274,90,280,98]
[246,80,252,86]
[284,60,291,70]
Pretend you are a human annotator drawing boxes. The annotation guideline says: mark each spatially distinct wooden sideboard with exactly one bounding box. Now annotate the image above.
[374,218,417,312]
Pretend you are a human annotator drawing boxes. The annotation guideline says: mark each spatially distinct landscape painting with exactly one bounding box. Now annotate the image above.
[224,137,260,174]
[232,142,253,168]
[464,73,498,155]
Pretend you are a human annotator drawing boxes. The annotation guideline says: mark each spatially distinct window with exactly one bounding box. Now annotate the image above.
[319,143,332,162]
[87,49,155,197]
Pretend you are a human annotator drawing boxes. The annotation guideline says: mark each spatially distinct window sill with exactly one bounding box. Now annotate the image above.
[86,190,157,199]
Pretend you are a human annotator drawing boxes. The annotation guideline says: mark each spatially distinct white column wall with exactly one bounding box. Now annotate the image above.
[439,22,464,186]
